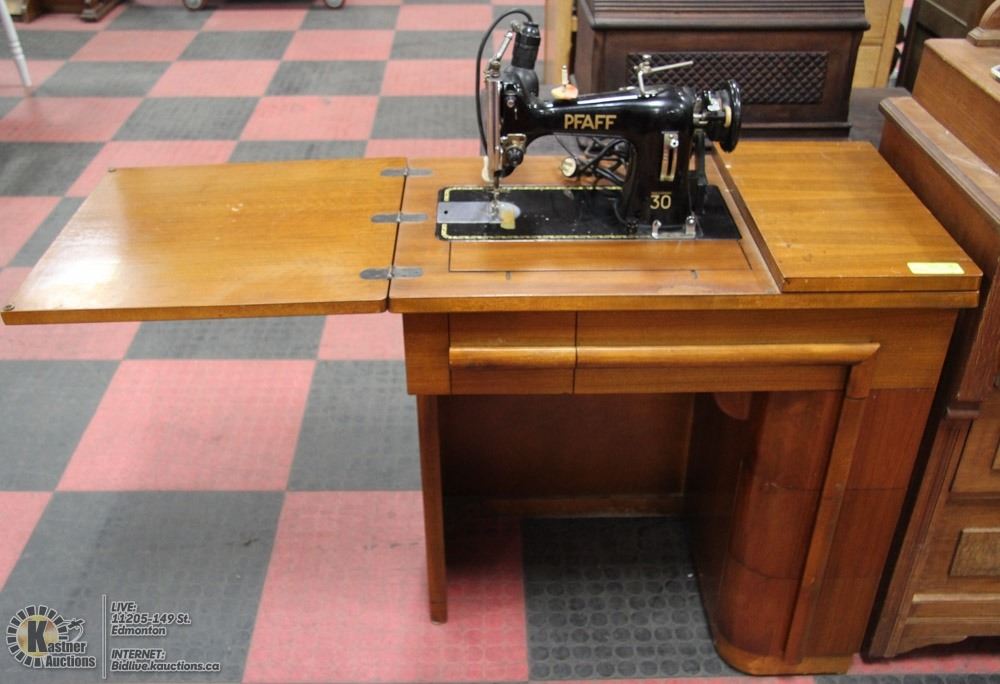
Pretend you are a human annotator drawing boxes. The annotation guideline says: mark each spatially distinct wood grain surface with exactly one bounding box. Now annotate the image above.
[390,144,979,312]
[913,39,1000,170]
[2,158,406,324]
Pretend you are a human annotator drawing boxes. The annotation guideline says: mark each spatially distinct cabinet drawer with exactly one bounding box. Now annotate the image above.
[911,501,1000,598]
[952,393,1000,494]
[449,312,575,393]
[909,508,1000,620]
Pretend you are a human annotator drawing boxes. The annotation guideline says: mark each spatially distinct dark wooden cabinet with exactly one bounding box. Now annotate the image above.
[574,0,868,137]
[898,0,995,89]
[869,20,1000,656]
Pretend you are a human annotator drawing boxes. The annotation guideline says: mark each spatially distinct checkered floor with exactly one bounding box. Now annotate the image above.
[1,1,999,682]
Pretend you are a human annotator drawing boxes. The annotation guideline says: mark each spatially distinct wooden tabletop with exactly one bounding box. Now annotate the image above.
[723,141,980,294]
[2,158,405,324]
[2,143,980,325]
[389,142,979,312]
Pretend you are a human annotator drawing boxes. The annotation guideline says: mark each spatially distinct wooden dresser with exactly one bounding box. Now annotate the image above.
[869,7,1000,657]
[898,0,996,88]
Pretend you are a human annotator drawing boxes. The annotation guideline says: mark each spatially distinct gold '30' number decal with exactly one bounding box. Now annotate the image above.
[650,193,672,210]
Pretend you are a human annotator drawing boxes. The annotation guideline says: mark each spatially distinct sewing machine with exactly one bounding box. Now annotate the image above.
[436,18,743,241]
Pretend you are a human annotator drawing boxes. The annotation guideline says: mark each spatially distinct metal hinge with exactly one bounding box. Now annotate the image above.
[380,167,432,177]
[359,266,423,281]
[371,212,427,224]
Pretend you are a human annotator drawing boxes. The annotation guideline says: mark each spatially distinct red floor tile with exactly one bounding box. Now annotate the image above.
[244,492,528,683]
[850,647,1000,674]
[0,269,139,359]
[0,60,62,95]
[242,96,377,140]
[0,97,140,142]
[318,312,404,360]
[396,4,493,31]
[67,140,237,197]
[202,6,308,30]
[365,138,480,157]
[283,29,394,61]
[336,0,401,5]
[58,360,314,491]
[492,0,544,5]
[71,30,197,62]
[149,60,279,98]
[0,492,51,591]
[0,197,60,266]
[381,59,475,96]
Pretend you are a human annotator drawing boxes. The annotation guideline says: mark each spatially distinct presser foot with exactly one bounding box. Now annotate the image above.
[437,199,522,231]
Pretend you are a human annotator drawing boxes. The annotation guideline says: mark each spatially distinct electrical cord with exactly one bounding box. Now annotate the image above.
[475,8,534,154]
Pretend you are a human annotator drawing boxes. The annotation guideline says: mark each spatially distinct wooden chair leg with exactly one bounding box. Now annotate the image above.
[0,0,31,88]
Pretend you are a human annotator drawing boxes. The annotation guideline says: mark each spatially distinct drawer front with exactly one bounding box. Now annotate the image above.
[910,501,1000,601]
[449,312,575,394]
[952,393,1000,494]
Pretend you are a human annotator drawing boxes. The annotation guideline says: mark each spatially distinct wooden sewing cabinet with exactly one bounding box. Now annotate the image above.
[2,142,980,674]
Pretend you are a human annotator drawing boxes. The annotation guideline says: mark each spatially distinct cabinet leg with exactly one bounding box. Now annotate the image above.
[417,395,448,623]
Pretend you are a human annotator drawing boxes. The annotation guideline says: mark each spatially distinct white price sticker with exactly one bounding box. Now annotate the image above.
[907,262,965,275]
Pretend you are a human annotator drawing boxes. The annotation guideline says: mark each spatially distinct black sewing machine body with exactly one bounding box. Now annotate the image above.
[436,16,742,241]
[499,87,705,229]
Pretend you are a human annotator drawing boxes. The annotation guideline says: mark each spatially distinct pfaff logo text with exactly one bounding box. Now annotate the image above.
[563,114,617,131]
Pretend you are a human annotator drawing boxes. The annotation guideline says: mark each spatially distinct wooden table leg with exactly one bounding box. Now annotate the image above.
[417,395,448,623]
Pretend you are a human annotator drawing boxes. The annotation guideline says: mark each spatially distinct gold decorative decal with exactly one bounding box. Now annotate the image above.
[563,114,617,131]
[907,262,965,275]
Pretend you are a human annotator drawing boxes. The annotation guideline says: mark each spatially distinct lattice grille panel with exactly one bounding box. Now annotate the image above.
[625,51,828,104]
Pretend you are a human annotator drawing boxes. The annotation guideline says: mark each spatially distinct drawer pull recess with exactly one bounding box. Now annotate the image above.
[576,343,881,368]
[449,346,575,369]
[449,343,880,371]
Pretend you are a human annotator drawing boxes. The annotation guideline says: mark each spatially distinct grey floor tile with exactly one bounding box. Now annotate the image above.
[11,198,85,267]
[108,5,210,30]
[0,143,101,197]
[126,316,325,359]
[0,491,282,683]
[0,97,19,118]
[301,5,398,29]
[36,62,169,98]
[372,96,478,138]
[0,31,95,60]
[181,31,293,60]
[115,97,257,140]
[266,60,384,95]
[523,517,737,680]
[0,361,117,490]
[390,30,481,59]
[289,361,419,491]
[229,140,365,162]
